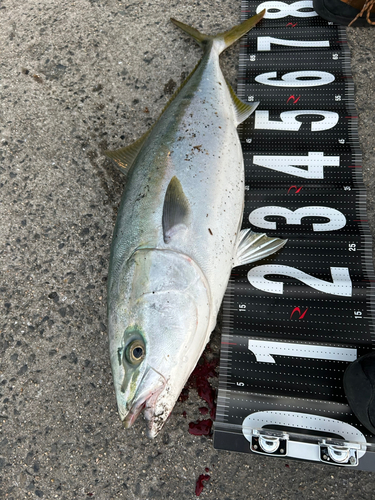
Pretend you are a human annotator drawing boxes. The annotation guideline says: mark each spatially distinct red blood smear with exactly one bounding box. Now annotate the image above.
[198,384,216,419]
[188,419,213,436]
[195,474,210,496]
[199,407,209,415]
[182,411,187,418]
[205,467,210,473]
[186,355,219,417]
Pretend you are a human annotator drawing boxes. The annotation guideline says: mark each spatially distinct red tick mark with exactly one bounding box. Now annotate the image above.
[288,186,303,194]
[287,95,301,104]
[286,22,298,27]
[290,307,309,320]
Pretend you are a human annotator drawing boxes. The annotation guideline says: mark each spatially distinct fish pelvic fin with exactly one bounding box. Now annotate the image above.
[171,11,265,54]
[233,229,287,268]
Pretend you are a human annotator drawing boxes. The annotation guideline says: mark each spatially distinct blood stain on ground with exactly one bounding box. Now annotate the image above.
[188,418,213,436]
[195,474,210,496]
[177,344,219,437]
[189,355,219,418]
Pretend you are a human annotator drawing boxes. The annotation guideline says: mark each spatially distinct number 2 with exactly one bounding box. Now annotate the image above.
[247,265,352,296]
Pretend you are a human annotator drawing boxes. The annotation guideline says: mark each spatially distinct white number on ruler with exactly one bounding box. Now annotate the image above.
[255,71,335,87]
[247,340,357,364]
[249,206,347,231]
[247,265,352,296]
[253,152,340,178]
[254,110,339,132]
[256,1,317,18]
[257,37,329,51]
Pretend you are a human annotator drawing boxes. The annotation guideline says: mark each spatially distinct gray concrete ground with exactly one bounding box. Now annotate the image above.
[1,0,375,498]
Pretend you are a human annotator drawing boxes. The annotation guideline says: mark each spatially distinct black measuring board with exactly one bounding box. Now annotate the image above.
[214,0,375,470]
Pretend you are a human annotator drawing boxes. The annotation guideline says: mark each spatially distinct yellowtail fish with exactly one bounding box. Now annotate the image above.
[105,11,287,437]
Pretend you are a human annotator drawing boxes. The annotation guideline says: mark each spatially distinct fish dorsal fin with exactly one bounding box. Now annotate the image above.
[104,60,201,176]
[233,229,287,267]
[104,130,151,175]
[159,59,201,116]
[162,176,190,243]
[226,81,259,126]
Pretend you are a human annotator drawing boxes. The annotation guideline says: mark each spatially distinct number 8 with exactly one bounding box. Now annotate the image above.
[256,0,317,18]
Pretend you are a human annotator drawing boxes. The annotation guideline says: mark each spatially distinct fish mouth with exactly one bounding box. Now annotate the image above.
[122,365,167,435]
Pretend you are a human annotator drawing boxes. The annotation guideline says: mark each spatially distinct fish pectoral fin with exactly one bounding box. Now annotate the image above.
[104,130,150,174]
[162,176,190,244]
[164,223,188,243]
[233,229,287,267]
[227,81,259,126]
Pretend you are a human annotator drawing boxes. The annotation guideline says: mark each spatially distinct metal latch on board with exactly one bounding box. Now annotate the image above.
[249,431,361,466]
[250,429,289,457]
[319,439,360,466]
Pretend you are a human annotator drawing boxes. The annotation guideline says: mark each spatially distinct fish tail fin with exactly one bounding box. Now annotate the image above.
[171,11,265,54]
[220,11,265,52]
[170,18,211,49]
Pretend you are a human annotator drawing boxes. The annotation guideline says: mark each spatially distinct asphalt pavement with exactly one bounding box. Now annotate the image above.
[1,0,375,499]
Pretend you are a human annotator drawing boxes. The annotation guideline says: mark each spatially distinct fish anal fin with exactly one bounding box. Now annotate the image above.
[227,81,259,125]
[162,177,190,244]
[104,130,150,174]
[234,229,287,267]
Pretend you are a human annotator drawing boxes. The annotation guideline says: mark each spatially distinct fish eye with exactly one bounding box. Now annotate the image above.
[126,340,146,365]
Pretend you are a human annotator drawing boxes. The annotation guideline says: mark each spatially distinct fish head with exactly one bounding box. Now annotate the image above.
[108,248,211,437]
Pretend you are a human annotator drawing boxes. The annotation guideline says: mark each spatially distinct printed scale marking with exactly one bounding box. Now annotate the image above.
[214,0,375,469]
